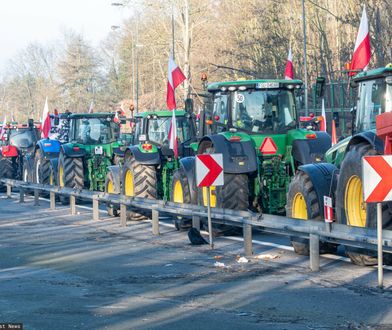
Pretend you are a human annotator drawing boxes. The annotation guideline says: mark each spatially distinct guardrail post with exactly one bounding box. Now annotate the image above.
[120,202,127,227]
[19,187,25,203]
[70,195,76,215]
[152,209,160,235]
[34,189,39,206]
[243,223,253,257]
[309,234,320,272]
[92,196,99,221]
[192,215,201,230]
[50,191,56,210]
[6,184,11,198]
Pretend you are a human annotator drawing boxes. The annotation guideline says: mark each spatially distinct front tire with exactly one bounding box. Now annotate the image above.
[0,157,15,191]
[171,168,193,230]
[121,157,157,220]
[105,171,120,217]
[58,153,84,204]
[336,142,392,266]
[286,171,337,255]
[34,151,51,185]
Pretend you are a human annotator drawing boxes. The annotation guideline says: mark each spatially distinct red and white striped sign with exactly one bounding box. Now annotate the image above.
[323,196,333,223]
[196,154,224,187]
[363,155,392,203]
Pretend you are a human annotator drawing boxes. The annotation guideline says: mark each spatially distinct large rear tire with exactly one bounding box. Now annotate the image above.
[286,171,338,255]
[121,157,157,220]
[336,142,392,266]
[58,153,84,205]
[0,157,15,191]
[34,151,51,185]
[171,168,192,230]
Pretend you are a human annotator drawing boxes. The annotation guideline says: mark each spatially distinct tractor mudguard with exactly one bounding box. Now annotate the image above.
[292,132,332,164]
[126,146,161,165]
[36,139,61,159]
[348,131,384,153]
[298,162,338,217]
[179,156,197,204]
[1,145,18,157]
[113,147,125,157]
[198,135,257,174]
[61,144,86,158]
[107,165,121,194]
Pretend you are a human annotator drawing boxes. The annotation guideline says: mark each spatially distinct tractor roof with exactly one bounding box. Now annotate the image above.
[135,110,186,118]
[69,112,115,119]
[353,66,392,82]
[207,79,303,92]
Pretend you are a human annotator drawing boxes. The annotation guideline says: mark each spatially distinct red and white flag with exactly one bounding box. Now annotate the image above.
[320,98,327,132]
[168,110,178,158]
[166,56,186,110]
[0,116,7,140]
[41,97,51,139]
[284,48,293,80]
[166,56,186,158]
[350,6,371,76]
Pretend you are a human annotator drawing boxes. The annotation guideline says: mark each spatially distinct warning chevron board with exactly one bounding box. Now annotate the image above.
[196,154,224,187]
[363,155,392,203]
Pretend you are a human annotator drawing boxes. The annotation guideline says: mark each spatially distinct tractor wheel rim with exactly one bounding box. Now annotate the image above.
[36,159,41,183]
[124,170,134,196]
[173,180,184,203]
[107,179,115,194]
[292,192,308,219]
[345,175,366,227]
[202,186,217,207]
[59,164,64,187]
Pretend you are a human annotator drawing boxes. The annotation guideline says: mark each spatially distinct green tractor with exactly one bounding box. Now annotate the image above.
[57,112,125,193]
[105,110,197,220]
[171,79,332,232]
[287,66,392,265]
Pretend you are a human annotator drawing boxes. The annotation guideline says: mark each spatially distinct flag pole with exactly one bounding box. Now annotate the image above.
[301,0,309,116]
[171,2,175,60]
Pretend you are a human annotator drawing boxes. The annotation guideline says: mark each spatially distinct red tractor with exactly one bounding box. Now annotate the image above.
[0,120,40,189]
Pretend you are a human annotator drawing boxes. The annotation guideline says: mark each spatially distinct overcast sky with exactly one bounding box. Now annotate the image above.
[0,0,127,72]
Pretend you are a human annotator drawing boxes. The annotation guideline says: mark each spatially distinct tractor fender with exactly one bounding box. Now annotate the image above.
[107,165,121,194]
[113,147,125,157]
[292,131,332,164]
[347,131,384,153]
[36,139,61,159]
[179,156,197,204]
[61,144,86,158]
[198,134,257,174]
[1,145,18,157]
[125,146,161,166]
[297,162,338,217]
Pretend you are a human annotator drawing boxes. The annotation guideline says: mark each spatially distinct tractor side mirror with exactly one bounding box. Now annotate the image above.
[54,116,60,126]
[315,76,326,97]
[28,118,34,127]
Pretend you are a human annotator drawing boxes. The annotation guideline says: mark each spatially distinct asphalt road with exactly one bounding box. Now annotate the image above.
[0,194,392,329]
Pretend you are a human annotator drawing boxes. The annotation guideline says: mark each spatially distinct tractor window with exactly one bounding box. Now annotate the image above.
[231,89,296,133]
[9,129,37,148]
[73,117,115,144]
[386,83,392,113]
[212,92,228,132]
[147,116,191,145]
[356,79,385,131]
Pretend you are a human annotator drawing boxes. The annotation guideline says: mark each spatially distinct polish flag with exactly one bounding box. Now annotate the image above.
[284,48,293,80]
[41,97,51,139]
[0,116,7,140]
[166,56,186,110]
[166,56,186,158]
[320,98,327,132]
[350,7,371,76]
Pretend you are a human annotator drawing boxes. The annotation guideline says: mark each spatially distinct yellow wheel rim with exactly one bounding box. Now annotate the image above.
[107,179,115,194]
[292,192,308,219]
[59,164,64,187]
[173,180,184,203]
[124,169,134,196]
[49,171,53,185]
[202,186,216,207]
[345,175,366,227]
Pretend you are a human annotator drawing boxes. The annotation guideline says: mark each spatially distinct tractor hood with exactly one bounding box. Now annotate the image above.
[324,136,351,166]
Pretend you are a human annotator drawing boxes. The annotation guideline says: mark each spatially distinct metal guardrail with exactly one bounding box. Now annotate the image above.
[1,178,392,274]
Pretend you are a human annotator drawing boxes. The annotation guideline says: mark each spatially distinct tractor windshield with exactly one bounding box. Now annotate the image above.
[9,128,37,148]
[231,89,296,133]
[147,116,192,145]
[72,117,117,145]
[355,78,390,132]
